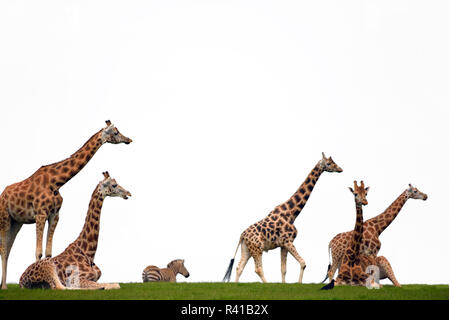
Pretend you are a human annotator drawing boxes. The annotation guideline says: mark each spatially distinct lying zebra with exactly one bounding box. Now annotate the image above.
[142,259,190,282]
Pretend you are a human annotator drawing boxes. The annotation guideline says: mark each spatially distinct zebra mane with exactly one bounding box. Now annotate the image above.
[167,259,184,270]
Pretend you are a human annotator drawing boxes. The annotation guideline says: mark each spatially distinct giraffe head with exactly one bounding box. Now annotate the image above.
[101,120,133,145]
[349,180,369,206]
[168,259,190,278]
[319,152,343,173]
[406,184,428,201]
[98,171,132,199]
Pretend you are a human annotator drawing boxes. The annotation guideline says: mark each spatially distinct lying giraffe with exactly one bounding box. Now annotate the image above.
[332,181,378,287]
[19,172,131,290]
[0,120,132,289]
[321,181,376,290]
[323,184,428,286]
[223,153,343,283]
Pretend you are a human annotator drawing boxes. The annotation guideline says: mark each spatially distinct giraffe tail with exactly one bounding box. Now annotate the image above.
[321,244,332,283]
[222,237,242,282]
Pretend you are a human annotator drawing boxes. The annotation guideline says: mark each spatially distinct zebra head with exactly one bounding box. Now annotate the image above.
[168,259,190,278]
[179,259,190,278]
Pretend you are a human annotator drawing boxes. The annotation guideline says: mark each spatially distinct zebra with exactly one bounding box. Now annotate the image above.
[142,259,190,282]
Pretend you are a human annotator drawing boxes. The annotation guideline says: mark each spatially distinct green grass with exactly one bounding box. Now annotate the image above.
[1,282,448,300]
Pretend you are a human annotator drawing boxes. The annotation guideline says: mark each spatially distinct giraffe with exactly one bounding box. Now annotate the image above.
[223,153,343,283]
[331,180,379,287]
[0,120,132,289]
[323,184,427,287]
[19,172,131,290]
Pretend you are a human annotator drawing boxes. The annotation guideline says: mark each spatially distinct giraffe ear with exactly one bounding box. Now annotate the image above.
[348,187,354,194]
[365,187,370,193]
[322,152,326,159]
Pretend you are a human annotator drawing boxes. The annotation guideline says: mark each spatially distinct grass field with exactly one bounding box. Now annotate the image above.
[1,282,449,300]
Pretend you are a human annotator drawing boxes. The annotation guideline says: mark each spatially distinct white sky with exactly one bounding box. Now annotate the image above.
[0,1,448,286]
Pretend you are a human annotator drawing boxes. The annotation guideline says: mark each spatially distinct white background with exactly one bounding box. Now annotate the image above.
[1,1,448,285]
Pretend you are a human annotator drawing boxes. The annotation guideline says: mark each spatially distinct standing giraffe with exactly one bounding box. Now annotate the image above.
[223,153,343,283]
[0,120,132,289]
[19,172,131,290]
[321,181,378,289]
[323,184,427,286]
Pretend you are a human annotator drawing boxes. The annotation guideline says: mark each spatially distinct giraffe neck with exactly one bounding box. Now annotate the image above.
[350,203,364,261]
[372,191,408,235]
[43,130,104,191]
[278,162,324,223]
[72,185,104,260]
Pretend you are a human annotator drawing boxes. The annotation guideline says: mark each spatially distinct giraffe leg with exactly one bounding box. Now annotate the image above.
[284,242,306,283]
[235,241,250,282]
[281,247,287,283]
[376,256,401,287]
[63,263,107,289]
[0,202,9,289]
[327,253,342,283]
[91,264,102,282]
[42,259,66,290]
[35,213,47,261]
[253,253,267,283]
[4,221,23,257]
[0,230,7,289]
[77,278,120,290]
[45,213,59,258]
[19,259,67,290]
[0,216,21,289]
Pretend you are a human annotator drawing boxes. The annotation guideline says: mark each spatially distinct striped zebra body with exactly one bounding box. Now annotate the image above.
[142,266,176,282]
[142,259,190,283]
